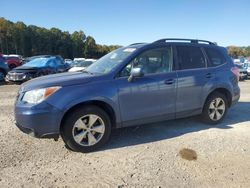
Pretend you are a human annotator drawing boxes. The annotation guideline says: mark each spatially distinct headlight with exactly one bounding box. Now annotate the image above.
[22,86,61,104]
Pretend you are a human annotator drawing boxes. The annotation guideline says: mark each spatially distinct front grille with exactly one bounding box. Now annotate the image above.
[8,72,25,81]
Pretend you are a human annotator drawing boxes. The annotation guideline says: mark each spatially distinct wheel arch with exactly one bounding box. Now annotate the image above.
[60,100,117,133]
[203,87,232,108]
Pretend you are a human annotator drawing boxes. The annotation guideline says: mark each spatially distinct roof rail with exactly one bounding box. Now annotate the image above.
[129,43,146,46]
[153,38,216,45]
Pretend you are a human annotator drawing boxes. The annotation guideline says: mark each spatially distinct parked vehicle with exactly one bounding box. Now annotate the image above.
[15,38,240,152]
[234,64,248,80]
[74,58,85,61]
[65,59,73,65]
[244,61,250,77]
[4,55,23,69]
[68,59,96,72]
[6,56,68,83]
[0,54,9,81]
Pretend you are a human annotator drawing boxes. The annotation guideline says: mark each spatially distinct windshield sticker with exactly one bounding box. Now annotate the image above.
[123,48,136,52]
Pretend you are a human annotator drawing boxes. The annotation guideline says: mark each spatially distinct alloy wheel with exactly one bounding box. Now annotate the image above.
[208,97,225,121]
[72,114,105,146]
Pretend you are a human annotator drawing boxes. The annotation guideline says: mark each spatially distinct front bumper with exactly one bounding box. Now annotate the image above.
[6,76,28,83]
[6,73,36,83]
[15,101,63,139]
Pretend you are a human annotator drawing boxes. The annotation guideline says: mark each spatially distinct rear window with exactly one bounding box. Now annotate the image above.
[205,47,226,67]
[176,46,206,70]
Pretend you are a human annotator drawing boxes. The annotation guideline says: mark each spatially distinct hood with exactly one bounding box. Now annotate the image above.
[10,66,43,73]
[21,71,101,92]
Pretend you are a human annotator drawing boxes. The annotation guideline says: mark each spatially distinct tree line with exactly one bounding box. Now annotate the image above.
[227,46,250,58]
[0,17,121,59]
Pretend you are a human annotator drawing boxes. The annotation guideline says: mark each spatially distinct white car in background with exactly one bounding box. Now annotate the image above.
[73,58,85,61]
[65,59,73,65]
[68,59,96,72]
[244,61,250,78]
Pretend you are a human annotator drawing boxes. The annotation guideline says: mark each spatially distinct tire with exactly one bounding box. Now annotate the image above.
[201,92,228,125]
[61,105,112,152]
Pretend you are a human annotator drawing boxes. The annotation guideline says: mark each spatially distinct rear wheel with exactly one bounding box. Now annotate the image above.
[202,92,228,125]
[61,105,112,152]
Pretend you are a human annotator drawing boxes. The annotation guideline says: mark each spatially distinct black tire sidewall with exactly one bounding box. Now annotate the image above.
[202,92,228,125]
[61,105,112,152]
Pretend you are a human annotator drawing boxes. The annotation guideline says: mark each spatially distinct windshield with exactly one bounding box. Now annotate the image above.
[86,47,136,74]
[72,60,93,67]
[24,58,49,67]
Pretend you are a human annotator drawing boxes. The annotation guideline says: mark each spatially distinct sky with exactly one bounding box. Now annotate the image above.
[1,0,250,46]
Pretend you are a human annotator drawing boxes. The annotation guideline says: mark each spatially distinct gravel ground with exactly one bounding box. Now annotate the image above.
[0,81,250,188]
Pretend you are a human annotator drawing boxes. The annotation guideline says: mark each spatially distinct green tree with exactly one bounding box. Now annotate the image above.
[0,17,120,58]
[84,36,97,58]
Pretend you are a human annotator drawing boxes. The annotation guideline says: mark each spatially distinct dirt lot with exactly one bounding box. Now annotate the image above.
[0,81,250,188]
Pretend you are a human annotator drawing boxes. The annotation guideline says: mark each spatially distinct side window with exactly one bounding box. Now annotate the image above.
[176,46,206,70]
[205,47,226,67]
[120,47,172,77]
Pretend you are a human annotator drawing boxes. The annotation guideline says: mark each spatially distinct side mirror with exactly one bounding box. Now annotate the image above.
[128,67,144,82]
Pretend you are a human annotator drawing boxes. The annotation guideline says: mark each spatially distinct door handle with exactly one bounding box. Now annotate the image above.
[164,79,175,85]
[206,73,212,78]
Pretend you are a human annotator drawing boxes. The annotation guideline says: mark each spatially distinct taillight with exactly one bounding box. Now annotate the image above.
[231,67,240,82]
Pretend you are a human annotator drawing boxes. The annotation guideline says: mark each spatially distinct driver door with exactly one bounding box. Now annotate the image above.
[116,47,177,127]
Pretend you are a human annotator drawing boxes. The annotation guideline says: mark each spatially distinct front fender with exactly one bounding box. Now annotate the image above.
[201,78,233,107]
[46,81,121,126]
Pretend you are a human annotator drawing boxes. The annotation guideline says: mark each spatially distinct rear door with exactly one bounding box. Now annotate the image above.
[175,45,211,118]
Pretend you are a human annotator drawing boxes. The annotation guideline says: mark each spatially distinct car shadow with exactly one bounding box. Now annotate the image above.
[101,102,250,151]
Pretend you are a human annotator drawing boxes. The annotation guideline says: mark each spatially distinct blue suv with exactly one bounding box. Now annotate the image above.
[15,39,240,152]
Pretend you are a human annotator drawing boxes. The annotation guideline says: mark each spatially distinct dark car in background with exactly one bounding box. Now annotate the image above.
[6,56,69,83]
[0,54,9,81]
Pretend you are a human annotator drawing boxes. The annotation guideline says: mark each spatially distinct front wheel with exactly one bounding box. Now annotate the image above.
[201,92,228,125]
[61,105,112,152]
